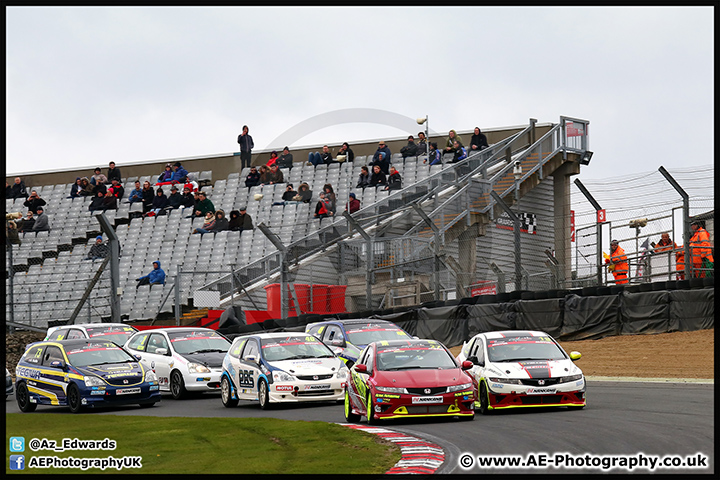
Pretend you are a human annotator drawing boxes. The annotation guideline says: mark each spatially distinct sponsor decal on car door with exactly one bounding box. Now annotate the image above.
[236,339,260,399]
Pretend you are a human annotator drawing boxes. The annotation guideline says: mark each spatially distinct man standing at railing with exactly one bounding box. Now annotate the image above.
[689,220,714,278]
[605,239,629,284]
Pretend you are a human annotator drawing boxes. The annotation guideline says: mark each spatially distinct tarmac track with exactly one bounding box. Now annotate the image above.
[5,380,714,474]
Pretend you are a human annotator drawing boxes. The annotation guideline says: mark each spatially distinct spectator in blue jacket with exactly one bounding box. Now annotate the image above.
[170,162,189,183]
[450,140,467,163]
[127,181,143,203]
[136,260,165,289]
[371,141,392,174]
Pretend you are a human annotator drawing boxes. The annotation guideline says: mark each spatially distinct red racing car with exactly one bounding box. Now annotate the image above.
[343,338,475,423]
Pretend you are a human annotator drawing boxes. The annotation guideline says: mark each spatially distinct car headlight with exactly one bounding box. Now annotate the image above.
[375,385,407,394]
[273,370,295,382]
[187,362,211,374]
[558,374,583,383]
[488,377,523,385]
[144,370,158,383]
[336,367,349,381]
[83,375,105,387]
[447,383,472,392]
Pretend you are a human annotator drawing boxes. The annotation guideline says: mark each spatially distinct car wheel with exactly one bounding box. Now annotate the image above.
[221,376,238,408]
[258,379,271,410]
[67,384,83,413]
[16,382,37,413]
[478,382,491,415]
[344,388,361,423]
[139,402,156,408]
[170,370,187,400]
[366,391,377,425]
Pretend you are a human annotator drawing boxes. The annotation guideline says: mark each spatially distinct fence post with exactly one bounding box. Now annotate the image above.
[658,167,691,280]
[573,179,604,286]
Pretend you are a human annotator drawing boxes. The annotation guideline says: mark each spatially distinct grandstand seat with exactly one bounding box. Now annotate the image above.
[198,171,213,187]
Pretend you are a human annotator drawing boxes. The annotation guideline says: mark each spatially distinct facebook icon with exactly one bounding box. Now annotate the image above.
[10,454,25,470]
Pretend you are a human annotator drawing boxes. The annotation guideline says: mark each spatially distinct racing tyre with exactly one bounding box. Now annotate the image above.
[344,388,361,423]
[67,384,83,413]
[478,382,491,415]
[221,376,238,408]
[366,391,377,425]
[16,382,37,413]
[258,379,272,410]
[170,370,187,400]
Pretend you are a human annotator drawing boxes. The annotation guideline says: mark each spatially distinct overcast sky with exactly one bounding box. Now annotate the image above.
[6,6,714,183]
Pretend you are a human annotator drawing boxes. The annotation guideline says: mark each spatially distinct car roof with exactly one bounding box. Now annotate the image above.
[371,338,444,349]
[477,330,549,339]
[234,332,315,341]
[33,339,124,349]
[135,327,217,334]
[308,318,398,328]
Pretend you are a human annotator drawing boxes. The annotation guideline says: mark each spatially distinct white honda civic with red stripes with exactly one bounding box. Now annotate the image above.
[455,330,586,414]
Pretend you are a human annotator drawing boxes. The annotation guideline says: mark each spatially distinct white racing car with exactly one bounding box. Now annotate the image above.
[124,327,231,399]
[220,332,348,409]
[456,330,586,414]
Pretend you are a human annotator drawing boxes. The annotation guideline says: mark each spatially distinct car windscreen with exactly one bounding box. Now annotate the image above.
[486,336,566,362]
[85,326,137,346]
[376,345,456,371]
[167,330,230,354]
[345,325,409,346]
[261,336,335,362]
[65,342,136,367]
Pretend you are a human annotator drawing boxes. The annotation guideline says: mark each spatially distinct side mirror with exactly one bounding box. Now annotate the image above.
[50,360,66,370]
[461,360,473,370]
[155,348,168,356]
[133,354,142,361]
[354,364,368,374]
[245,354,258,364]
[468,356,484,367]
[329,338,346,348]
[569,351,582,361]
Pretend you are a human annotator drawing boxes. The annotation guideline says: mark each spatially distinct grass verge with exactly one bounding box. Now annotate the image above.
[6,414,400,474]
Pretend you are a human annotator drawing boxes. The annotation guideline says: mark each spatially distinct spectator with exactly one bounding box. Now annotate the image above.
[356,166,371,189]
[323,184,337,215]
[345,192,360,213]
[170,162,189,184]
[6,219,21,245]
[229,207,253,233]
[213,209,230,232]
[268,164,284,184]
[32,206,50,232]
[146,188,168,216]
[308,145,333,167]
[245,166,261,188]
[369,164,387,188]
[444,130,463,154]
[274,183,298,206]
[266,151,279,168]
[689,220,714,278]
[385,165,402,191]
[141,181,155,214]
[336,142,355,163]
[90,167,108,186]
[107,178,124,200]
[277,146,294,169]
[424,142,442,166]
[24,190,47,214]
[314,192,333,219]
[371,141,392,173]
[258,165,271,185]
[5,181,11,199]
[79,177,95,196]
[192,211,216,234]
[605,239,629,285]
[469,127,489,152]
[180,186,195,210]
[194,191,215,218]
[18,211,35,233]
[107,161,122,184]
[127,181,143,203]
[102,191,118,211]
[293,182,313,203]
[651,232,677,253]
[89,191,107,212]
[85,235,109,260]
[69,177,83,198]
[166,185,183,210]
[157,163,174,183]
[416,131,428,156]
[450,140,467,163]
[136,260,165,289]
[400,135,419,159]
[8,177,29,199]
[237,125,254,170]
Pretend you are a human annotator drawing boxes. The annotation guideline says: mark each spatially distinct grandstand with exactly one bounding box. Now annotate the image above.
[6,116,593,329]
